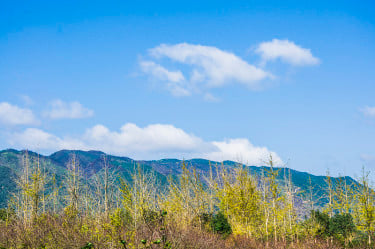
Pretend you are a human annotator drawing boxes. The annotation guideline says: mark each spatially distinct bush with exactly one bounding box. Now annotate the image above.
[307,210,356,245]
[0,208,14,221]
[0,209,6,221]
[210,212,232,237]
[329,213,356,244]
[310,210,330,238]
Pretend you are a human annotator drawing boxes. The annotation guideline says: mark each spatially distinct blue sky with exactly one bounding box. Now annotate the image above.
[1,0,375,179]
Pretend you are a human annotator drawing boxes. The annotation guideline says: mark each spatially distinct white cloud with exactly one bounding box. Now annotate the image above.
[44,99,94,119]
[140,60,190,96]
[19,95,34,106]
[140,60,185,83]
[255,39,320,66]
[9,128,85,150]
[205,138,283,165]
[141,43,272,97]
[361,106,375,117]
[203,93,220,102]
[150,43,271,86]
[8,123,282,166]
[82,123,208,155]
[0,102,39,126]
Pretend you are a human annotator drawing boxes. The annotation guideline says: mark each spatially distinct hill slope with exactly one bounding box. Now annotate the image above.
[0,149,358,209]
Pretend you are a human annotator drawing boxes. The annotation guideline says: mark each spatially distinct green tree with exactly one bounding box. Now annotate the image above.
[210,212,232,237]
[163,161,208,228]
[329,213,356,246]
[354,168,375,246]
[216,166,263,237]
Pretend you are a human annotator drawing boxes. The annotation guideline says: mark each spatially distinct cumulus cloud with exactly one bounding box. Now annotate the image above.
[149,43,271,86]
[361,106,375,117]
[205,138,283,165]
[8,123,282,166]
[44,99,94,119]
[82,123,209,155]
[0,102,39,126]
[140,43,272,97]
[255,39,320,66]
[9,128,85,150]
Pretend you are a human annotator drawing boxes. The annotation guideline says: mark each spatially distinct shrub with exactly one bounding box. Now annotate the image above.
[329,213,356,244]
[210,212,232,237]
[310,210,330,238]
[0,208,14,221]
[306,210,357,245]
[0,209,7,221]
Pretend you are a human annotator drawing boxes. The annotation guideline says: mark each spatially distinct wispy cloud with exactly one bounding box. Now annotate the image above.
[19,95,34,106]
[360,154,375,169]
[203,93,220,102]
[140,60,190,96]
[0,102,39,126]
[361,106,375,117]
[140,60,185,83]
[140,43,272,97]
[255,39,320,66]
[8,123,283,166]
[44,99,94,119]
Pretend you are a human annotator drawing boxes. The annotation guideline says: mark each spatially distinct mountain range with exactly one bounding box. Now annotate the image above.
[0,149,358,209]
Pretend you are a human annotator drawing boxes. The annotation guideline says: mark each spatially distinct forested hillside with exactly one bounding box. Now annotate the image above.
[0,149,356,209]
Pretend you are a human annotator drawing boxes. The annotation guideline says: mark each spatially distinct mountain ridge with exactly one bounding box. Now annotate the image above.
[0,148,358,209]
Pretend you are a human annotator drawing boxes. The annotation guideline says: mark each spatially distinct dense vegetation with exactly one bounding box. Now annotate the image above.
[0,151,374,248]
